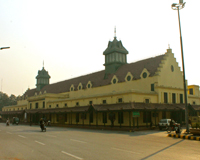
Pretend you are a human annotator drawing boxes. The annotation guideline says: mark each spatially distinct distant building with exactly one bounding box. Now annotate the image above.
[1,34,200,129]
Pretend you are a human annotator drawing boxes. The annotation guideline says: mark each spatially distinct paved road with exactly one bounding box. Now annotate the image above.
[0,123,199,160]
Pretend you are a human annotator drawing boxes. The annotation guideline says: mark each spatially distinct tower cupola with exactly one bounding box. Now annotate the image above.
[103,30,128,77]
[36,65,51,91]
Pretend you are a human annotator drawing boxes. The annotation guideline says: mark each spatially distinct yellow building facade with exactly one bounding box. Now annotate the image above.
[1,36,200,129]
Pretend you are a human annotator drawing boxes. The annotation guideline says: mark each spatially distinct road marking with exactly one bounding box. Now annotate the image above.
[18,135,26,138]
[46,135,57,138]
[61,151,83,160]
[6,132,12,134]
[111,147,141,154]
[70,139,87,143]
[35,141,45,145]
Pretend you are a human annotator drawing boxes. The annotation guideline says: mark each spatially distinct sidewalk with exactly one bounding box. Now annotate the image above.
[168,129,200,141]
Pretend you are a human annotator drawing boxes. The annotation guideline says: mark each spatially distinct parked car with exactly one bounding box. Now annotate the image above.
[158,119,175,130]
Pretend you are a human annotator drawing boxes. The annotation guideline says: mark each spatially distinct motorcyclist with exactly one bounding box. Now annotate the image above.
[40,118,45,130]
[170,119,174,129]
[6,118,10,126]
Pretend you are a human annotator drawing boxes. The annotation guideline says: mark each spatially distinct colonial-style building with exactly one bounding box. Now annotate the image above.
[1,35,200,129]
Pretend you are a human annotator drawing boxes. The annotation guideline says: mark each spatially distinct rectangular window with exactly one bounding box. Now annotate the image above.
[193,101,196,105]
[143,112,151,123]
[30,103,32,109]
[56,104,59,107]
[64,103,67,107]
[151,84,154,91]
[76,113,79,123]
[89,101,93,105]
[89,112,93,123]
[76,102,79,106]
[103,100,106,104]
[118,112,124,124]
[164,92,168,103]
[189,88,193,95]
[35,103,38,109]
[180,94,183,103]
[118,98,122,103]
[162,111,166,119]
[172,93,176,104]
[43,101,45,108]
[102,112,107,123]
[145,99,149,103]
[49,105,51,108]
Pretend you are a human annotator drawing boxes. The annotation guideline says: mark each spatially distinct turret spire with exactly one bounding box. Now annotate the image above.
[114,26,116,38]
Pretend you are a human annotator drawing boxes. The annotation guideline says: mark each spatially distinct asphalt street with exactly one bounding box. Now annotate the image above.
[0,123,199,160]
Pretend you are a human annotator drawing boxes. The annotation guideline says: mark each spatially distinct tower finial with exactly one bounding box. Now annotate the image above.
[114,26,116,38]
[168,43,170,49]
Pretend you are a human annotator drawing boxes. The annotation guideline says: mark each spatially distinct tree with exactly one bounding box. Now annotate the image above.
[0,92,18,111]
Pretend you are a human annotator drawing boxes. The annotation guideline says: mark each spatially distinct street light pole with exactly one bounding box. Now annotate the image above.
[0,47,10,50]
[171,1,189,133]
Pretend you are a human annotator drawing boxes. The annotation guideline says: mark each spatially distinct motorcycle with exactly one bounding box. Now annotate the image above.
[40,122,46,132]
[174,124,182,134]
[166,123,182,134]
[6,121,10,126]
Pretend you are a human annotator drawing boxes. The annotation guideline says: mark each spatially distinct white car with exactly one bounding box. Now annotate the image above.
[158,119,175,130]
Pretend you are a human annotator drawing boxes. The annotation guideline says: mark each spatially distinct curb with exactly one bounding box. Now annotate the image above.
[168,133,200,141]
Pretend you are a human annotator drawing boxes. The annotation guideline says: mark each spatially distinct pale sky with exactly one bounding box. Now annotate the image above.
[0,0,199,96]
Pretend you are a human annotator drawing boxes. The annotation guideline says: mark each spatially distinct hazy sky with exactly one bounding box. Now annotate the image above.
[0,0,199,96]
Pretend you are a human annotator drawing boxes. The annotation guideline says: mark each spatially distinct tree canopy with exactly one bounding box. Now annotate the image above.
[0,92,20,111]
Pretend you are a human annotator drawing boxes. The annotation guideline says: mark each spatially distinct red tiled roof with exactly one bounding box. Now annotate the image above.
[24,54,165,97]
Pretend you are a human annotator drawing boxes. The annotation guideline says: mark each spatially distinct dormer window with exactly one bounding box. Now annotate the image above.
[78,83,83,90]
[70,84,74,91]
[125,72,133,82]
[111,75,118,84]
[86,81,92,89]
[140,68,150,79]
